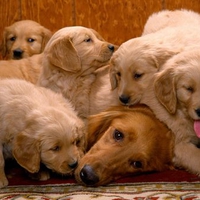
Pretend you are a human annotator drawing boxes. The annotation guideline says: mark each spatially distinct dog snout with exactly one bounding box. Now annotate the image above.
[195,108,200,117]
[79,165,99,186]
[108,44,115,52]
[68,160,78,169]
[119,95,130,105]
[13,48,24,59]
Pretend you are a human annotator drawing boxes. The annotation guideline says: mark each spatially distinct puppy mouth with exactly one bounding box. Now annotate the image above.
[194,120,200,138]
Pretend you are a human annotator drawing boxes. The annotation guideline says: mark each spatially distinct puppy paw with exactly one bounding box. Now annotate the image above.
[28,170,50,181]
[0,176,8,188]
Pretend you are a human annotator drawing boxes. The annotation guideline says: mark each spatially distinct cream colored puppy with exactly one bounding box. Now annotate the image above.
[142,9,200,35]
[38,26,117,120]
[141,49,200,175]
[110,25,200,106]
[0,79,85,188]
[1,20,52,59]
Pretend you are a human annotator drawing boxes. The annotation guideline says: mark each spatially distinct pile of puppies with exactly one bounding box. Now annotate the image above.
[0,9,200,188]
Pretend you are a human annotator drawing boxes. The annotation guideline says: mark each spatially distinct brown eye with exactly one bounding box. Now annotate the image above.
[134,73,143,79]
[27,38,35,42]
[186,86,194,93]
[130,161,142,168]
[84,38,92,43]
[51,146,60,151]
[10,36,16,41]
[113,129,124,141]
[116,72,121,77]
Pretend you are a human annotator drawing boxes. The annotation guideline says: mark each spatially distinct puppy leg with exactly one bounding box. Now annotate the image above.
[173,142,200,175]
[0,145,8,188]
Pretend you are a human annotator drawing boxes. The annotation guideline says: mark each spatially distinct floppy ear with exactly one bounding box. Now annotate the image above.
[109,60,118,90]
[12,131,41,173]
[87,109,122,150]
[40,27,53,52]
[1,28,9,59]
[154,68,177,114]
[47,36,81,72]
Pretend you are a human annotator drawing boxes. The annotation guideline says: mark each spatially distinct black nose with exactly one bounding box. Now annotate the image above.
[108,44,115,52]
[79,165,99,185]
[13,48,23,59]
[119,95,130,104]
[68,160,78,169]
[195,108,200,117]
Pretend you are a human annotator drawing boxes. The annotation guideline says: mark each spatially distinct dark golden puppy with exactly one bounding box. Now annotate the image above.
[75,105,175,186]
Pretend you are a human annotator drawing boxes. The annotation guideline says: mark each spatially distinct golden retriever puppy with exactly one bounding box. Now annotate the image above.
[37,26,117,120]
[1,20,52,60]
[75,105,175,186]
[0,79,85,188]
[0,54,42,84]
[141,49,200,175]
[110,25,200,106]
[142,9,200,35]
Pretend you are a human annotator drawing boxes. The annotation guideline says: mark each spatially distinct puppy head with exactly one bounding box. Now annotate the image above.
[1,20,52,59]
[13,107,85,175]
[44,26,117,75]
[75,105,174,186]
[154,49,200,122]
[110,36,179,106]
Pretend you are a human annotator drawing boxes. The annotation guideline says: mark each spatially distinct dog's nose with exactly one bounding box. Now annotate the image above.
[79,165,99,186]
[68,160,78,169]
[108,44,115,52]
[119,95,130,105]
[195,108,200,117]
[13,48,23,59]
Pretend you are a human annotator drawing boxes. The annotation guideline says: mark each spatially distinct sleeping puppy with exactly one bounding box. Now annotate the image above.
[141,49,200,176]
[37,26,117,120]
[0,79,85,188]
[0,54,42,84]
[1,20,52,59]
[142,9,200,35]
[110,24,200,106]
[75,105,175,186]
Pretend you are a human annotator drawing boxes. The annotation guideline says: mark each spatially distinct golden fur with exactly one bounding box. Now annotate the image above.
[142,9,200,35]
[1,20,52,59]
[0,79,85,188]
[140,49,200,175]
[37,26,117,120]
[0,54,42,84]
[110,23,200,106]
[75,105,175,186]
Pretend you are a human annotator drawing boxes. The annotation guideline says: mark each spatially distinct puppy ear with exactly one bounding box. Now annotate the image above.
[40,27,53,52]
[154,68,177,114]
[87,109,121,150]
[47,37,81,72]
[1,28,9,59]
[12,131,41,173]
[109,60,118,90]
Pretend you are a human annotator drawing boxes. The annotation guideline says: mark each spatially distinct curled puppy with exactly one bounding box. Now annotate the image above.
[1,20,52,59]
[75,105,175,186]
[0,79,85,188]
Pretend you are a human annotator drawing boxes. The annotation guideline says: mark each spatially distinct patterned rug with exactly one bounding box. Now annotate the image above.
[1,161,200,199]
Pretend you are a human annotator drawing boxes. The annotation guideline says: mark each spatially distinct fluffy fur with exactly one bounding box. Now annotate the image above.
[140,49,200,175]
[75,105,175,186]
[37,26,117,120]
[110,24,200,106]
[0,79,85,188]
[0,54,42,84]
[0,20,52,59]
[142,9,200,35]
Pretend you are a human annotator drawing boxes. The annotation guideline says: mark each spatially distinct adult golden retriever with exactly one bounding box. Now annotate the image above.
[1,20,52,59]
[110,24,200,106]
[38,26,117,120]
[0,54,42,84]
[141,49,200,175]
[142,9,200,35]
[75,105,175,186]
[0,79,85,188]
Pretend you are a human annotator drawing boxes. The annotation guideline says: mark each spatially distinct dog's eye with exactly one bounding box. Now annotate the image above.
[113,129,124,141]
[27,38,35,43]
[84,38,92,43]
[130,161,142,168]
[134,73,143,80]
[10,36,16,41]
[116,72,121,77]
[186,86,194,93]
[51,146,60,151]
